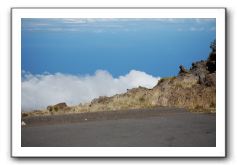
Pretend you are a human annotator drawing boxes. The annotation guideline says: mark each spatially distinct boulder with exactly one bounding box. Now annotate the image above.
[178,65,189,76]
[198,72,206,85]
[21,121,26,126]
[47,102,68,112]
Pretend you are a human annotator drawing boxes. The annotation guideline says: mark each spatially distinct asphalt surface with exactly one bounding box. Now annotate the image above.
[21,109,216,147]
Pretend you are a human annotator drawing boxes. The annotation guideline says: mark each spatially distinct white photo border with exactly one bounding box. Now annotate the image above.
[11,8,226,157]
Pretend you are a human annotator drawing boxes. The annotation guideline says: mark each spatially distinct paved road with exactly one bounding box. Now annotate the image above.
[22,109,216,147]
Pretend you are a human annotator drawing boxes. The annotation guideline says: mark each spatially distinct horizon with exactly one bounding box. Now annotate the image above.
[21,18,216,111]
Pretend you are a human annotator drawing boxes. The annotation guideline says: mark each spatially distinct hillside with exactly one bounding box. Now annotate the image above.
[22,42,216,118]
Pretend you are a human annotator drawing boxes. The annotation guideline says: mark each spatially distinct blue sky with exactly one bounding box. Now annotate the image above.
[22,18,216,78]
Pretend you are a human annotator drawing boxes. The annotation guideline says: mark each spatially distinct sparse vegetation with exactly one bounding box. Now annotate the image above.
[158,76,176,85]
[174,83,183,88]
[170,76,176,83]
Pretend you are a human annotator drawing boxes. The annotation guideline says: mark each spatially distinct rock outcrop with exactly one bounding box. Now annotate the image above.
[78,44,216,112]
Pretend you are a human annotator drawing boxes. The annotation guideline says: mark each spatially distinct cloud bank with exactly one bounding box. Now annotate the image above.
[22,70,160,111]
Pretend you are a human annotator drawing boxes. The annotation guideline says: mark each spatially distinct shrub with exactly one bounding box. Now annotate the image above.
[22,113,28,118]
[54,107,58,112]
[194,105,203,109]
[175,83,183,88]
[210,102,216,108]
[139,97,145,102]
[158,78,167,85]
[48,107,53,112]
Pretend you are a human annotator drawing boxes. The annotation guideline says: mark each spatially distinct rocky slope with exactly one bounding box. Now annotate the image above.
[22,42,216,118]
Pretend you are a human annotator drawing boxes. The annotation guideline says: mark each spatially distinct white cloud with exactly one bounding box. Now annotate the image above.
[22,70,160,111]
